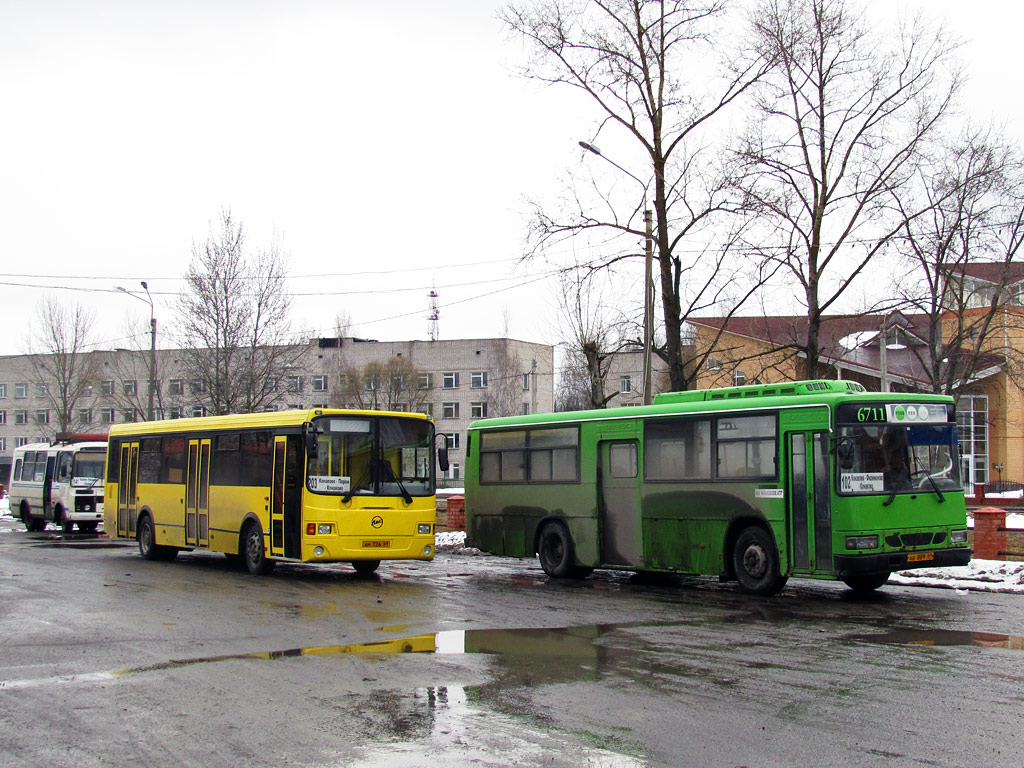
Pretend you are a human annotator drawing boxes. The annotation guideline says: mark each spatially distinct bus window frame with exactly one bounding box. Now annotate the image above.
[478,425,581,485]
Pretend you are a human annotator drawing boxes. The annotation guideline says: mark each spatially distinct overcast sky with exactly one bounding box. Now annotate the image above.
[1,0,1020,357]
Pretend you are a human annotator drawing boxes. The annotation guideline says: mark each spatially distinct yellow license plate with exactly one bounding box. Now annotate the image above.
[362,540,391,548]
[907,552,934,563]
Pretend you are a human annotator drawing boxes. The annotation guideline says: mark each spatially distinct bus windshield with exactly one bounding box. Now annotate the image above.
[308,415,434,497]
[72,453,105,487]
[837,422,961,496]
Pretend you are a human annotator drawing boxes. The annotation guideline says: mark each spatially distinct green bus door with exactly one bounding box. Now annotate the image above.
[599,440,643,568]
[788,432,832,573]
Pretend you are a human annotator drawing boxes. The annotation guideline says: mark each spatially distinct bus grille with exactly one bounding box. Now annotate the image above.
[885,532,936,548]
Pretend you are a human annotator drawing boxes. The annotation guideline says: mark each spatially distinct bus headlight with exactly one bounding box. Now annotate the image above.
[418,524,432,535]
[846,535,879,550]
[951,529,968,544]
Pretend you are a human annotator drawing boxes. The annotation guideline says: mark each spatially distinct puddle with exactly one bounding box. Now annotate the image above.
[31,541,129,549]
[850,629,1024,650]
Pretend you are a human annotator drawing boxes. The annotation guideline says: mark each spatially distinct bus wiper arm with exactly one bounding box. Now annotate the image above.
[882,487,898,507]
[380,460,412,505]
[343,466,371,504]
[924,473,945,503]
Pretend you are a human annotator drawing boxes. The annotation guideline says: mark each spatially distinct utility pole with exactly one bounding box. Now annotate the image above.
[643,209,653,406]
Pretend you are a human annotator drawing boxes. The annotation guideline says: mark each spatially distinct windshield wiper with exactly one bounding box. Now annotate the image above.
[342,465,371,504]
[922,473,945,503]
[379,460,412,505]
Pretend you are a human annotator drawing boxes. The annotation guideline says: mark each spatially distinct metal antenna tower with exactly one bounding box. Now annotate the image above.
[428,285,440,341]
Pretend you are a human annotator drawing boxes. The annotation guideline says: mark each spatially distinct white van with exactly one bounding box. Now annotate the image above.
[8,439,107,533]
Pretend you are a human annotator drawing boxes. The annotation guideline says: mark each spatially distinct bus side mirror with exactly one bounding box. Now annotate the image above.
[305,432,318,459]
[836,439,855,470]
[438,447,450,473]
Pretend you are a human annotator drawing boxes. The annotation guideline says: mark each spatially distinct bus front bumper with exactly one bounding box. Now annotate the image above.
[834,547,971,576]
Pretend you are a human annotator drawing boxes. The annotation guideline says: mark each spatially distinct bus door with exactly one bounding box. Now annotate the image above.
[117,442,140,538]
[271,435,302,559]
[42,454,57,520]
[788,432,832,573]
[598,440,643,568]
[186,439,211,547]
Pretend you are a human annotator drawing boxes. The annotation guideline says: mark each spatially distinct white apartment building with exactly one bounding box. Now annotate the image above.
[0,336,554,486]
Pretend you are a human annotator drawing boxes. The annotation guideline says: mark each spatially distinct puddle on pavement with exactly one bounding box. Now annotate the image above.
[850,629,1024,650]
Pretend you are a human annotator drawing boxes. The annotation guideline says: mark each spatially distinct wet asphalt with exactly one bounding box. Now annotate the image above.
[1,518,1022,767]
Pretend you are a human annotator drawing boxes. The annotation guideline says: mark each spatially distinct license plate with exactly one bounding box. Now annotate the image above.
[362,540,391,548]
[907,552,934,563]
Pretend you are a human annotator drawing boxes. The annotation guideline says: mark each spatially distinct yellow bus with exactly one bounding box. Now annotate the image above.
[104,408,448,575]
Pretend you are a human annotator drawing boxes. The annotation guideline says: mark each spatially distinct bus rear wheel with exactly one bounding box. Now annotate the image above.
[352,560,380,577]
[732,525,787,596]
[842,573,890,593]
[242,522,275,576]
[22,505,45,533]
[537,522,589,579]
[138,515,177,561]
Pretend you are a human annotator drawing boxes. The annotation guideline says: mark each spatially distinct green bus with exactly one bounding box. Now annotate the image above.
[464,380,970,595]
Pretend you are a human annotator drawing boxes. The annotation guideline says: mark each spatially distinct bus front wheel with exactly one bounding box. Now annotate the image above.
[537,522,590,579]
[59,508,74,534]
[242,522,275,576]
[732,525,787,596]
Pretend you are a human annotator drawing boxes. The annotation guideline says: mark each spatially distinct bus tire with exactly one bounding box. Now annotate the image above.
[732,525,787,596]
[842,573,889,593]
[242,521,275,576]
[59,507,74,534]
[138,514,177,561]
[352,560,380,577]
[538,522,587,579]
[23,504,45,533]
[79,522,98,534]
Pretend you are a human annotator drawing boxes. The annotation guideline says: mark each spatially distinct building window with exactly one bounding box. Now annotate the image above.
[447,463,461,481]
[123,380,137,396]
[442,372,460,389]
[287,375,303,393]
[0,437,5,451]
[148,380,160,396]
[365,376,380,392]
[0,410,5,425]
[169,379,184,396]
[733,369,746,387]
[957,394,989,489]
[191,405,208,418]
[15,410,28,425]
[418,373,433,389]
[312,375,328,392]
[444,433,461,450]
[123,409,137,423]
[34,410,50,425]
[0,383,6,398]
[101,380,115,396]
[420,403,433,417]
[442,402,459,419]
[152,408,163,421]
[100,408,116,424]
[35,383,49,397]
[522,373,530,390]
[16,437,28,448]
[263,378,279,393]
[471,401,488,419]
[15,383,28,399]
[471,371,488,388]
[620,375,632,394]
[191,380,207,395]
[169,406,184,419]
[78,409,92,424]
[522,403,530,415]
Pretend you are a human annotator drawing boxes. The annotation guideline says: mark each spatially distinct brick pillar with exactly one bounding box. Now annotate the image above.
[446,495,465,531]
[972,507,1007,561]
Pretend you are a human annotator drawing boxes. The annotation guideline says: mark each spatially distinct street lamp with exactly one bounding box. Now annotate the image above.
[117,281,157,421]
[579,141,655,405]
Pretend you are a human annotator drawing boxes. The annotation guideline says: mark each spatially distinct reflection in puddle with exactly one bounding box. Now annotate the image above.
[850,629,1024,650]
[345,684,646,768]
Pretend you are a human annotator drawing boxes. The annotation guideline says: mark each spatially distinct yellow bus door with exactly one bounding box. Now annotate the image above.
[270,437,287,558]
[117,442,140,538]
[186,439,211,547]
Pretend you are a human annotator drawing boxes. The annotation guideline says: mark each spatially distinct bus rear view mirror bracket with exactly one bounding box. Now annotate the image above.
[303,422,319,459]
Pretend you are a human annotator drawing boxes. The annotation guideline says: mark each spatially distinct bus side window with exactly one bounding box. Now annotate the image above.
[58,453,73,482]
[12,458,22,482]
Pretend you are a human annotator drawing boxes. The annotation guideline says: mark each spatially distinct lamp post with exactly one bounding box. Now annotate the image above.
[117,282,157,421]
[578,141,654,405]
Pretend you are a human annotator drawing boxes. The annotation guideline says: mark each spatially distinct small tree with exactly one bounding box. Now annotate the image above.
[176,210,299,415]
[333,357,432,413]
[26,299,101,436]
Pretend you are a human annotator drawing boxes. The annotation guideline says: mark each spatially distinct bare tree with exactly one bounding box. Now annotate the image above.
[504,0,771,391]
[25,299,101,437]
[333,357,432,413]
[737,0,962,378]
[894,128,1024,397]
[175,210,299,415]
